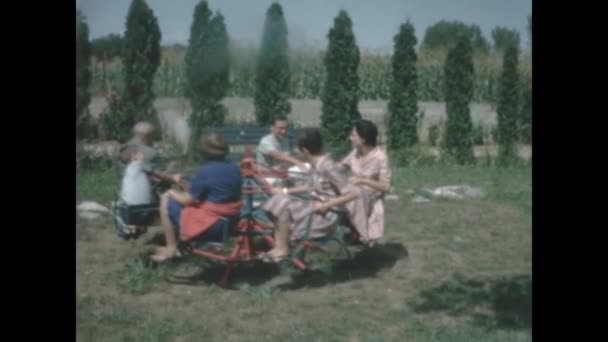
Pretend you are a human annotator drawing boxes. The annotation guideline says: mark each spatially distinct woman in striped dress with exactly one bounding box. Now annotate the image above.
[260,128,368,263]
[341,120,393,246]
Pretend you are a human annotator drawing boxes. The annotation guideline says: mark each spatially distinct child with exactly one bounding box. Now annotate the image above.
[118,146,154,235]
[117,145,183,238]
[118,121,178,196]
[120,147,153,206]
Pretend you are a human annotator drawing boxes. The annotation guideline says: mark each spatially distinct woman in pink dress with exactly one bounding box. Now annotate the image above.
[341,120,392,246]
[260,128,366,262]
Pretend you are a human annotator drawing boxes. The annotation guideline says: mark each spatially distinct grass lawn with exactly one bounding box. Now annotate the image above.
[76,163,531,342]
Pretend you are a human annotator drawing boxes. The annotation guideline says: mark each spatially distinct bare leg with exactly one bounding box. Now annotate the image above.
[150,192,179,262]
[266,211,290,258]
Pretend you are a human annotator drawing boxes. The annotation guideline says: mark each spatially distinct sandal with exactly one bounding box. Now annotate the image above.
[150,248,182,263]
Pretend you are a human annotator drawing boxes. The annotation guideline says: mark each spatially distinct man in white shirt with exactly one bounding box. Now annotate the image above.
[256,116,308,186]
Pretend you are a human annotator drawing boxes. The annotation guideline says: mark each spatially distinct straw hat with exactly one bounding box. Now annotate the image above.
[198,132,228,156]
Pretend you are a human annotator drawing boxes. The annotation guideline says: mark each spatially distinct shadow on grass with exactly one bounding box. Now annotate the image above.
[166,260,282,290]
[140,229,278,289]
[411,273,531,330]
[162,242,407,290]
[277,242,408,290]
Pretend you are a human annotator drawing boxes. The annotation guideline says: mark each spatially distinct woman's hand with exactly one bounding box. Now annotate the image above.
[271,187,287,196]
[166,189,176,199]
[349,175,365,186]
[313,201,329,214]
[172,174,190,192]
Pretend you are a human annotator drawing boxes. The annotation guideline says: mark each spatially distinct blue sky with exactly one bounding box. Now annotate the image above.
[77,0,531,52]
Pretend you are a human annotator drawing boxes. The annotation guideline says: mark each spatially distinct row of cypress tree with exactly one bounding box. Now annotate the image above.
[76,0,530,164]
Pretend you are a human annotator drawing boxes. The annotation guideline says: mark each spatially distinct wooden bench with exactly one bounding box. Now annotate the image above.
[200,126,301,161]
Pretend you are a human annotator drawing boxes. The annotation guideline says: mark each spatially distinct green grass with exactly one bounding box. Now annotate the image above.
[114,257,174,295]
[76,163,531,341]
[77,296,203,341]
[76,167,116,204]
[392,164,531,213]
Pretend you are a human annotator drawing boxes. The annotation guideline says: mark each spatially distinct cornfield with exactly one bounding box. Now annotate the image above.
[90,47,531,103]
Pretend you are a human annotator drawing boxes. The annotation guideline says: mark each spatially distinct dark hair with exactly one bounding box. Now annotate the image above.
[198,132,228,160]
[272,115,288,125]
[354,119,378,147]
[297,128,323,155]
